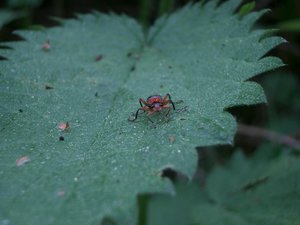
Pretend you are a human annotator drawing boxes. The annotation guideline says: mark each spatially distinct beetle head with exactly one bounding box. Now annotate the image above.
[153,103,162,111]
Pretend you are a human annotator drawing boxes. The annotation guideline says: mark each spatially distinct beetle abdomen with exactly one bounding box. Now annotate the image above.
[147,95,162,104]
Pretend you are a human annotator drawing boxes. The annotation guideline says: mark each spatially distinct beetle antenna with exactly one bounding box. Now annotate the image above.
[129,109,142,121]
[169,100,175,110]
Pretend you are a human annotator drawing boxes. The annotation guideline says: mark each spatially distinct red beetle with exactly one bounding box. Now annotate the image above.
[129,93,175,123]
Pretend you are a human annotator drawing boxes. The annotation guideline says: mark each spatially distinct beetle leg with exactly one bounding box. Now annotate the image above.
[162,94,169,103]
[163,100,175,110]
[162,105,171,116]
[163,94,175,110]
[168,100,176,110]
[165,93,172,102]
[128,108,142,122]
[146,110,156,123]
[139,98,149,107]
[128,106,149,122]
[147,110,155,117]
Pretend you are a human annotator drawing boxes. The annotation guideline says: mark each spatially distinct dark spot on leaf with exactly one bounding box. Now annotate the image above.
[168,65,172,69]
[59,136,65,141]
[130,66,135,71]
[95,55,103,61]
[19,109,23,113]
[95,92,98,97]
[127,52,132,57]
[175,100,184,104]
[160,84,164,88]
[45,85,54,90]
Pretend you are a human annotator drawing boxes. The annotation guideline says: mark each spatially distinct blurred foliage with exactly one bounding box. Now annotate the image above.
[141,146,300,225]
[6,0,44,8]
[278,19,300,32]
[0,9,20,29]
[269,0,300,68]
[273,0,300,32]
[259,71,300,135]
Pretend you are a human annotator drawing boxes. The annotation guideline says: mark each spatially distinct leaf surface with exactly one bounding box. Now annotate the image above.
[0,1,284,224]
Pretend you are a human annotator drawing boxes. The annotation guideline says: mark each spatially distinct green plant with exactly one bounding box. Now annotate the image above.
[143,145,300,225]
[0,0,284,224]
[0,9,19,29]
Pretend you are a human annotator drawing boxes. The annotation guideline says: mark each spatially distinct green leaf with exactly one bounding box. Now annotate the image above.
[238,1,255,17]
[0,9,20,29]
[0,1,284,224]
[145,147,300,225]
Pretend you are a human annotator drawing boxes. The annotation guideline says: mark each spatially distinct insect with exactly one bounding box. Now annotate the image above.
[129,93,175,123]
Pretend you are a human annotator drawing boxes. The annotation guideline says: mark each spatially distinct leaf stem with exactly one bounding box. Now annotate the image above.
[237,124,300,150]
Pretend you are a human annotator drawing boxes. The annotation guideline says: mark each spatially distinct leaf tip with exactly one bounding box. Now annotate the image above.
[238,1,255,17]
